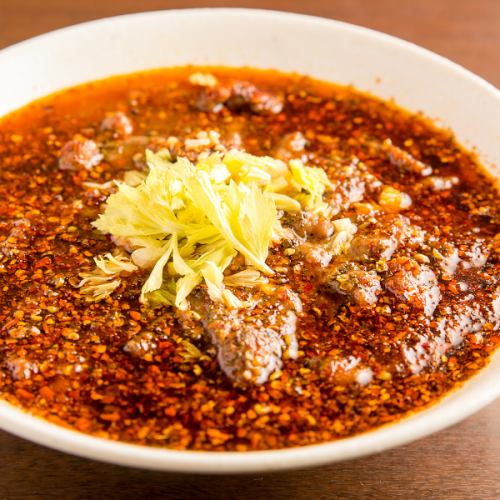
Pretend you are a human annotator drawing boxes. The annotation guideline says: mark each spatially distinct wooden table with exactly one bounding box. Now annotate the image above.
[0,1,499,498]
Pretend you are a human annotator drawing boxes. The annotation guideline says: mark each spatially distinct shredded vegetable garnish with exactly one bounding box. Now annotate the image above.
[91,148,331,308]
[78,251,138,301]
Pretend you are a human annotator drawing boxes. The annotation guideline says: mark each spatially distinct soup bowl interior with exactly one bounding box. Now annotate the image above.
[0,8,498,473]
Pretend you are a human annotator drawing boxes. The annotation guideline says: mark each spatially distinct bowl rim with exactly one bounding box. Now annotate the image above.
[0,7,499,474]
[2,7,498,93]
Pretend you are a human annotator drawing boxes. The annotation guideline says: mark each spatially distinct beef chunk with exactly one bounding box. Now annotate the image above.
[124,331,157,359]
[195,85,232,113]
[348,214,425,261]
[382,138,433,176]
[461,239,489,269]
[59,139,103,171]
[325,159,382,215]
[196,81,283,115]
[216,325,284,385]
[274,131,306,161]
[326,167,366,214]
[5,357,38,380]
[100,111,134,138]
[229,81,283,114]
[282,212,336,266]
[348,232,397,262]
[296,242,333,267]
[433,242,461,276]
[402,298,496,374]
[177,287,301,385]
[291,215,357,267]
[421,176,460,191]
[325,264,382,306]
[385,257,441,316]
[312,353,373,386]
[0,218,31,257]
[304,214,334,240]
[284,211,334,240]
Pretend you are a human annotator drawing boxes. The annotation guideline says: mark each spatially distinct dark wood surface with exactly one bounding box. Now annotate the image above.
[0,1,499,499]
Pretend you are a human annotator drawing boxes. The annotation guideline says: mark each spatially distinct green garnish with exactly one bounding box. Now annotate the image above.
[89,148,331,308]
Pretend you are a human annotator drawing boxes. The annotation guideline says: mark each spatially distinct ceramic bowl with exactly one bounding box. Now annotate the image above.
[0,8,498,473]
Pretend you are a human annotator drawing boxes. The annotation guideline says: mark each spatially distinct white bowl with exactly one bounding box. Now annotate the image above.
[0,8,498,473]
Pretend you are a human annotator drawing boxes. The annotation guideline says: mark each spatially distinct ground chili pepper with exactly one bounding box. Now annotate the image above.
[0,67,498,451]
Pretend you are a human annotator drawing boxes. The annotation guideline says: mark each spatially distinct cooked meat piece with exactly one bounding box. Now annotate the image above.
[287,215,358,270]
[123,331,157,358]
[402,298,496,374]
[433,242,461,276]
[286,211,334,240]
[274,131,306,161]
[385,257,441,316]
[461,239,489,269]
[296,241,333,267]
[229,81,283,114]
[195,85,232,113]
[100,135,150,168]
[196,81,283,115]
[5,357,38,380]
[382,138,433,176]
[176,287,301,385]
[0,218,31,257]
[348,214,425,261]
[326,169,366,215]
[421,175,460,191]
[289,214,343,267]
[401,333,447,375]
[217,325,284,385]
[325,264,381,306]
[306,215,334,240]
[438,302,494,347]
[100,111,134,138]
[312,353,373,386]
[325,160,381,215]
[59,139,103,171]
[348,233,397,261]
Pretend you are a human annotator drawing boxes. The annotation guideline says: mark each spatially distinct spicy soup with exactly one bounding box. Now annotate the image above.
[0,68,498,451]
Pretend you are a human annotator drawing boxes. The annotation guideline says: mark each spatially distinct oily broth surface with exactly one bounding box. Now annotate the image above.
[0,67,498,451]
